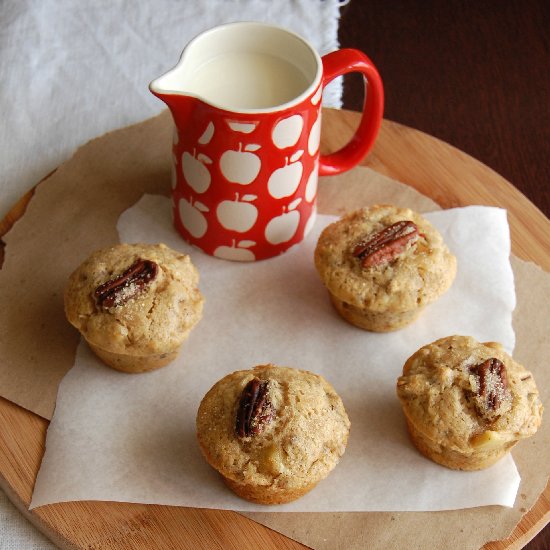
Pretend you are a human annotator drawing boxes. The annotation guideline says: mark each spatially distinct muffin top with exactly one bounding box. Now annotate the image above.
[396,335,543,452]
[314,205,456,312]
[196,364,350,491]
[64,243,204,356]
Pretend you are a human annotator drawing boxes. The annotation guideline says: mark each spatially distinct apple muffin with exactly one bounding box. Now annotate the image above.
[196,364,351,504]
[396,335,543,470]
[64,243,204,373]
[314,205,457,331]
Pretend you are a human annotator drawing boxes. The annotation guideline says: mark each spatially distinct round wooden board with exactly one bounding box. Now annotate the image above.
[0,109,548,549]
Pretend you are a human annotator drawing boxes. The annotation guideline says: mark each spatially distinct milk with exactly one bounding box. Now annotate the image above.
[187,52,311,110]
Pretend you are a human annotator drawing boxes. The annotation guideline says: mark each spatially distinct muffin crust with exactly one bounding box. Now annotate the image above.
[396,335,543,470]
[64,243,204,372]
[196,364,350,504]
[314,205,456,331]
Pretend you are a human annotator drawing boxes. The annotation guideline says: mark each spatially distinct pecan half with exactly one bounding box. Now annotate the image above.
[236,378,274,438]
[470,358,509,411]
[352,220,419,268]
[94,258,158,309]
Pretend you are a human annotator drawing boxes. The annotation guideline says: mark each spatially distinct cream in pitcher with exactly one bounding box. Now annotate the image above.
[150,22,384,261]
[183,52,311,110]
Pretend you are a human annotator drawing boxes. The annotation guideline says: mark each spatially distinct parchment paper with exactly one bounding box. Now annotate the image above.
[245,256,550,550]
[30,197,519,512]
[0,111,548,549]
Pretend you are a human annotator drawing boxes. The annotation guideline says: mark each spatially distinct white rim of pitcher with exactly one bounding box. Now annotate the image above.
[149,21,324,115]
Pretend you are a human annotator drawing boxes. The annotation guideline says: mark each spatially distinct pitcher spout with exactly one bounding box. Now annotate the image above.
[149,66,197,129]
[149,87,196,130]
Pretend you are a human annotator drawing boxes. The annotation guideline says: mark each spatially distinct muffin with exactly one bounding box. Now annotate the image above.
[314,205,456,331]
[396,335,543,470]
[64,243,204,373]
[196,364,350,504]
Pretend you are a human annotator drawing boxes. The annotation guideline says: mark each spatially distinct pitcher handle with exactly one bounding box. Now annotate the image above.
[318,49,384,176]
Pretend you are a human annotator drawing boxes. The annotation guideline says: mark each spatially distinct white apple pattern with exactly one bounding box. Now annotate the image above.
[265,198,302,244]
[308,114,321,156]
[216,193,258,232]
[272,114,303,149]
[182,149,213,193]
[227,120,258,134]
[267,150,304,199]
[305,164,318,203]
[310,85,322,106]
[198,121,215,144]
[214,239,256,261]
[220,143,261,184]
[178,197,209,238]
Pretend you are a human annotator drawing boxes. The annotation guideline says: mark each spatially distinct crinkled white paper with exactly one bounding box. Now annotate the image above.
[31,197,519,511]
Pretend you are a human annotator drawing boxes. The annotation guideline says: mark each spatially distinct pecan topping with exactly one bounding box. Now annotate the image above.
[353,220,419,268]
[236,378,274,438]
[470,358,509,411]
[94,258,158,309]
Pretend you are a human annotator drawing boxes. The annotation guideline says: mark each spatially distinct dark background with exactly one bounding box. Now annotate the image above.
[338,0,549,219]
[338,1,548,549]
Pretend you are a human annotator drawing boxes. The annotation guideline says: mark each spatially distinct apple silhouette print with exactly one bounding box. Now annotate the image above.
[310,85,322,106]
[272,114,304,149]
[267,150,304,199]
[178,197,209,238]
[226,120,258,134]
[216,193,258,232]
[219,143,261,185]
[305,164,318,203]
[214,239,256,261]
[182,150,213,194]
[308,115,321,156]
[198,121,215,145]
[265,198,302,244]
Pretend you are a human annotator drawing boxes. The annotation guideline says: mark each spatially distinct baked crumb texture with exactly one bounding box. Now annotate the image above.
[196,364,351,504]
[64,243,204,372]
[396,335,543,470]
[314,205,457,331]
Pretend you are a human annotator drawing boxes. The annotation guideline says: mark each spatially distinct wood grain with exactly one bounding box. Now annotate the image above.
[1,110,548,549]
[338,0,550,220]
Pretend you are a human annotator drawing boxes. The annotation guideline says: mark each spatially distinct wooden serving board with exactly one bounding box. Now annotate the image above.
[0,109,548,549]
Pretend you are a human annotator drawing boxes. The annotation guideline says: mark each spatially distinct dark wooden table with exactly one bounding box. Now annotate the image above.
[339,0,549,219]
[339,2,549,549]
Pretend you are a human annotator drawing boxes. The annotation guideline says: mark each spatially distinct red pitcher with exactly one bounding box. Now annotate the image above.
[150,22,383,261]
